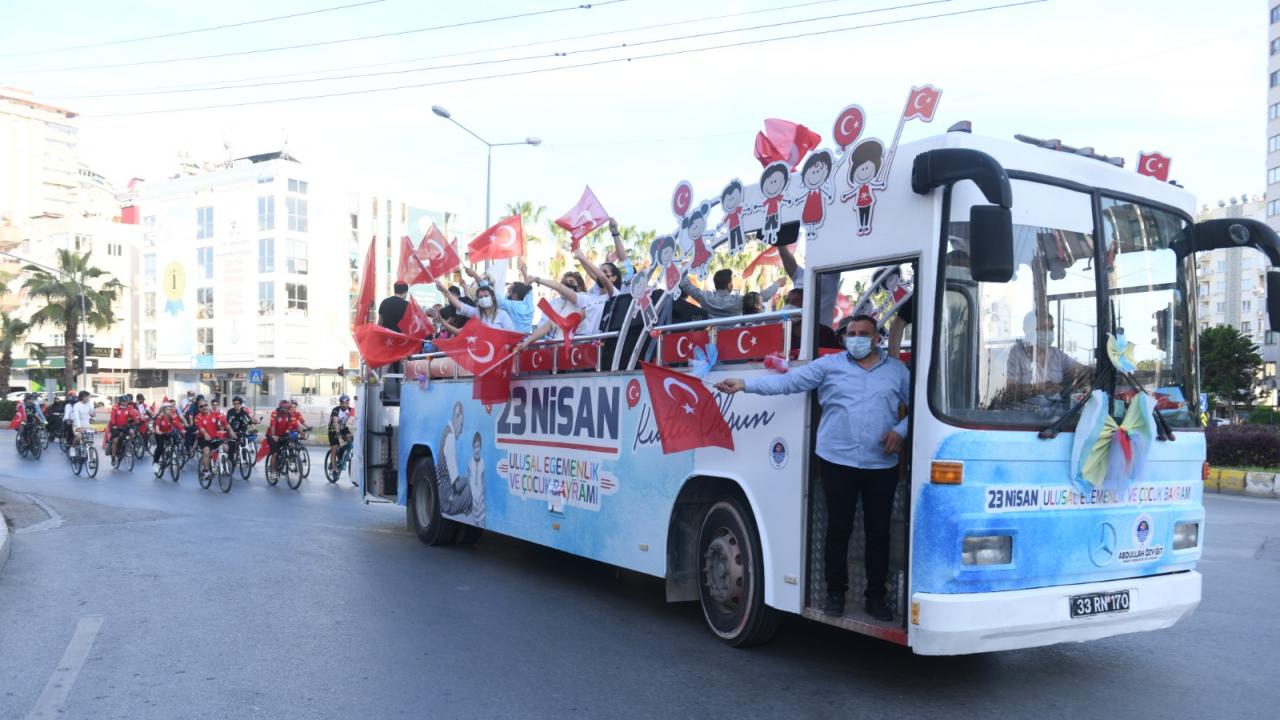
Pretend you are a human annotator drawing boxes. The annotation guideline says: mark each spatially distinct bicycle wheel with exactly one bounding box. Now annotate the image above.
[16,431,29,458]
[219,456,233,493]
[71,447,84,475]
[238,445,253,481]
[110,445,121,469]
[39,426,50,450]
[132,434,145,459]
[169,449,181,482]
[31,435,42,460]
[324,448,338,483]
[153,450,166,479]
[86,447,99,478]
[123,447,135,472]
[198,460,213,489]
[286,449,303,490]
[264,454,279,486]
[297,446,311,479]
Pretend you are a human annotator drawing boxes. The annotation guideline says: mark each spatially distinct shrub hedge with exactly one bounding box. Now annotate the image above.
[1206,425,1280,469]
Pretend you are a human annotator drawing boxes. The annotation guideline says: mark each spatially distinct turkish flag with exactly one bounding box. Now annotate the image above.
[557,342,598,370]
[660,330,709,364]
[519,346,555,373]
[468,214,525,262]
[743,247,781,276]
[8,403,26,430]
[1137,152,1171,182]
[903,85,942,122]
[414,229,462,280]
[555,186,610,251]
[353,323,421,368]
[398,296,432,340]
[353,238,376,327]
[640,362,733,454]
[834,293,854,324]
[538,298,583,348]
[473,355,514,404]
[754,118,821,170]
[254,437,271,463]
[717,323,785,361]
[396,236,431,285]
[433,320,525,376]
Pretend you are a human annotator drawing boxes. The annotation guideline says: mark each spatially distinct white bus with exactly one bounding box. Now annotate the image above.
[355,123,1280,654]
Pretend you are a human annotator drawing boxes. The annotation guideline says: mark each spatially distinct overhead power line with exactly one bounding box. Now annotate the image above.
[87,0,1049,118]
[26,0,629,73]
[0,0,388,58]
[57,0,953,99]
[53,0,859,97]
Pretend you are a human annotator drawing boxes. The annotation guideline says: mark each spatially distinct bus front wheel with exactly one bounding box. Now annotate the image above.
[407,458,458,546]
[696,497,779,647]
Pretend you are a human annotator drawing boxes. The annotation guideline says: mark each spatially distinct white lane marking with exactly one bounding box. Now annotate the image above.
[15,492,64,534]
[26,615,104,720]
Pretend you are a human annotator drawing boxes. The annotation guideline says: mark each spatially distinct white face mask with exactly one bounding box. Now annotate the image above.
[845,335,873,359]
[1036,330,1054,346]
[477,296,494,309]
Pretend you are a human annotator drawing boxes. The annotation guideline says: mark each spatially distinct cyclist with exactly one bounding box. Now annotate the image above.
[226,396,254,459]
[105,394,138,463]
[152,403,184,473]
[264,399,301,474]
[194,400,233,476]
[18,393,47,451]
[132,393,154,449]
[289,400,312,434]
[68,390,95,457]
[209,399,236,447]
[182,394,203,454]
[327,395,355,477]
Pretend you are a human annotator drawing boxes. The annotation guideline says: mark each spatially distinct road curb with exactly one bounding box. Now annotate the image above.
[0,507,11,577]
[1205,468,1280,500]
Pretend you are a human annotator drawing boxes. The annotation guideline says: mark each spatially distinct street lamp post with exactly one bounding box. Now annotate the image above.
[431,105,540,227]
[0,250,89,392]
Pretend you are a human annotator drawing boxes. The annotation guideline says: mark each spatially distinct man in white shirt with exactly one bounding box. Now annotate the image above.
[68,390,96,453]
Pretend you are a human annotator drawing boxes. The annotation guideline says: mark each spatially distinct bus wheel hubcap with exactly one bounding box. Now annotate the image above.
[703,529,743,608]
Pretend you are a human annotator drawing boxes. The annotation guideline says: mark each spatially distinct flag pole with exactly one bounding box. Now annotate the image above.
[876,93,911,185]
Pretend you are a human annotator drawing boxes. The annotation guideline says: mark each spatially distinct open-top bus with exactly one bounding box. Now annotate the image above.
[355,117,1280,654]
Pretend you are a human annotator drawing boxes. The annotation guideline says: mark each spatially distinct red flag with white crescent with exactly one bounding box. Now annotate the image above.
[660,330,710,364]
[8,403,26,430]
[433,320,525,377]
[353,238,376,328]
[1137,151,1171,182]
[903,85,942,122]
[640,362,733,454]
[254,437,271,463]
[754,118,821,170]
[555,186,610,251]
[353,324,421,369]
[468,214,525,262]
[397,296,432,341]
[537,298,583,349]
[743,247,781,276]
[414,230,461,280]
[717,323,785,361]
[396,235,431,285]
[557,342,598,370]
[519,346,556,372]
[472,354,514,404]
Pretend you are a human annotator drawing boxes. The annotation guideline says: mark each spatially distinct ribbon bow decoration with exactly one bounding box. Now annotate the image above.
[1106,333,1136,375]
[690,343,719,380]
[1070,390,1156,489]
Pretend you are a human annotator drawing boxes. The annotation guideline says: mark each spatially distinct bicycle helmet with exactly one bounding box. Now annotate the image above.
[117,394,130,403]
[232,395,243,403]
[339,394,350,403]
[279,399,290,407]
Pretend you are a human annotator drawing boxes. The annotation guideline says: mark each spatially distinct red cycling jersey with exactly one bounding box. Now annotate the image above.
[267,409,299,437]
[155,414,183,434]
[108,405,138,428]
[194,413,224,440]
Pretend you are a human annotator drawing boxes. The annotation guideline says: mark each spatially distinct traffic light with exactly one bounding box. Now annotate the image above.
[1152,308,1172,352]
[72,342,96,374]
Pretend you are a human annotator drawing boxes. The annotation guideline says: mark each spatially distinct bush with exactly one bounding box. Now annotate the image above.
[1247,407,1280,425]
[1206,425,1280,469]
[0,400,14,422]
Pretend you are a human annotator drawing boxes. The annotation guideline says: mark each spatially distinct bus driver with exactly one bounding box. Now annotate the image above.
[1005,310,1088,393]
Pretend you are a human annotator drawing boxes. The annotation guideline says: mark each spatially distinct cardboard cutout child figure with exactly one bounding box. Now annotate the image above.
[794,149,835,242]
[840,139,886,236]
[755,161,790,246]
[628,269,659,330]
[649,234,682,301]
[871,265,912,318]
[682,202,715,279]
[716,180,747,254]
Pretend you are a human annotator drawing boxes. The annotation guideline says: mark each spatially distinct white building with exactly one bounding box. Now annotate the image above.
[130,150,452,409]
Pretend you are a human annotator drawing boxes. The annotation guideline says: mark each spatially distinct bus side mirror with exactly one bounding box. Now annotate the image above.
[968,205,1013,283]
[1269,270,1280,333]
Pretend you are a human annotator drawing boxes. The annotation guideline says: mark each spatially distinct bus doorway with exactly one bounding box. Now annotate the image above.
[803,261,916,639]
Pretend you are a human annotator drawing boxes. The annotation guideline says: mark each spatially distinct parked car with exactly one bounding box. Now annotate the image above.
[1211,417,1231,427]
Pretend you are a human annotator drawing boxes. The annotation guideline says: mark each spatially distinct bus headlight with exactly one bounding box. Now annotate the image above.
[1173,521,1199,550]
[962,535,1012,565]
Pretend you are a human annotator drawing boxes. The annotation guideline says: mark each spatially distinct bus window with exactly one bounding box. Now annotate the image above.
[1100,198,1198,427]
[936,180,1097,427]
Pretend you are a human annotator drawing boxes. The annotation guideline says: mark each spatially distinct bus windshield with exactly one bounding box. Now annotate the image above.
[934,180,1197,429]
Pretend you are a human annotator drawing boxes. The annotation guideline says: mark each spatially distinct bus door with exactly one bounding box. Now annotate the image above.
[803,261,917,638]
[359,368,402,504]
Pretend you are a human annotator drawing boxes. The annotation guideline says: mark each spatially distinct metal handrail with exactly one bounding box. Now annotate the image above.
[652,308,800,334]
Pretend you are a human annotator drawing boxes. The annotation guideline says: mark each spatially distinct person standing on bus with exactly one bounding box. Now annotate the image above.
[717,314,908,621]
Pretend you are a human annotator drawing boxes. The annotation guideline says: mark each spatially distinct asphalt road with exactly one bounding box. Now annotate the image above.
[0,435,1277,720]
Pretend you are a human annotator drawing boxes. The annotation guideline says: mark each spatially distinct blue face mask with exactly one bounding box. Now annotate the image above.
[845,335,873,360]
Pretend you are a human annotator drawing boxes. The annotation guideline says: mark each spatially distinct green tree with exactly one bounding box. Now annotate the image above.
[1200,324,1264,411]
[0,313,31,395]
[22,249,123,390]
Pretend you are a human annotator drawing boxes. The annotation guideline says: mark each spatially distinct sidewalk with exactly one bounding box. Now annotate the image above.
[1204,468,1280,499]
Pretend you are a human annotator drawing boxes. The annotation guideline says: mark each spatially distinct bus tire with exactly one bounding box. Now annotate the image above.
[696,497,779,647]
[407,458,457,546]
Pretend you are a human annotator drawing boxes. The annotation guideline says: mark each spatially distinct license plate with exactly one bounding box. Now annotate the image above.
[1069,590,1130,618]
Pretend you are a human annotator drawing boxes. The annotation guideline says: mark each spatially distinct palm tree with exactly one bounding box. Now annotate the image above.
[505,201,547,246]
[0,312,30,395]
[22,249,123,389]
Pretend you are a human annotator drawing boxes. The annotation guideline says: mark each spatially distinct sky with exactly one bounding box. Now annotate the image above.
[0,0,1266,236]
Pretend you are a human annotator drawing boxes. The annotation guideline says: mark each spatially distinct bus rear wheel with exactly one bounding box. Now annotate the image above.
[407,458,458,546]
[697,497,779,647]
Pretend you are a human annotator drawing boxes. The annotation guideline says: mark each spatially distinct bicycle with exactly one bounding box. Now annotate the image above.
[69,430,99,478]
[290,431,311,480]
[132,425,152,460]
[265,432,304,490]
[153,433,182,482]
[15,420,42,460]
[236,430,258,481]
[324,439,353,484]
[37,422,50,451]
[108,425,136,472]
[198,440,233,493]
